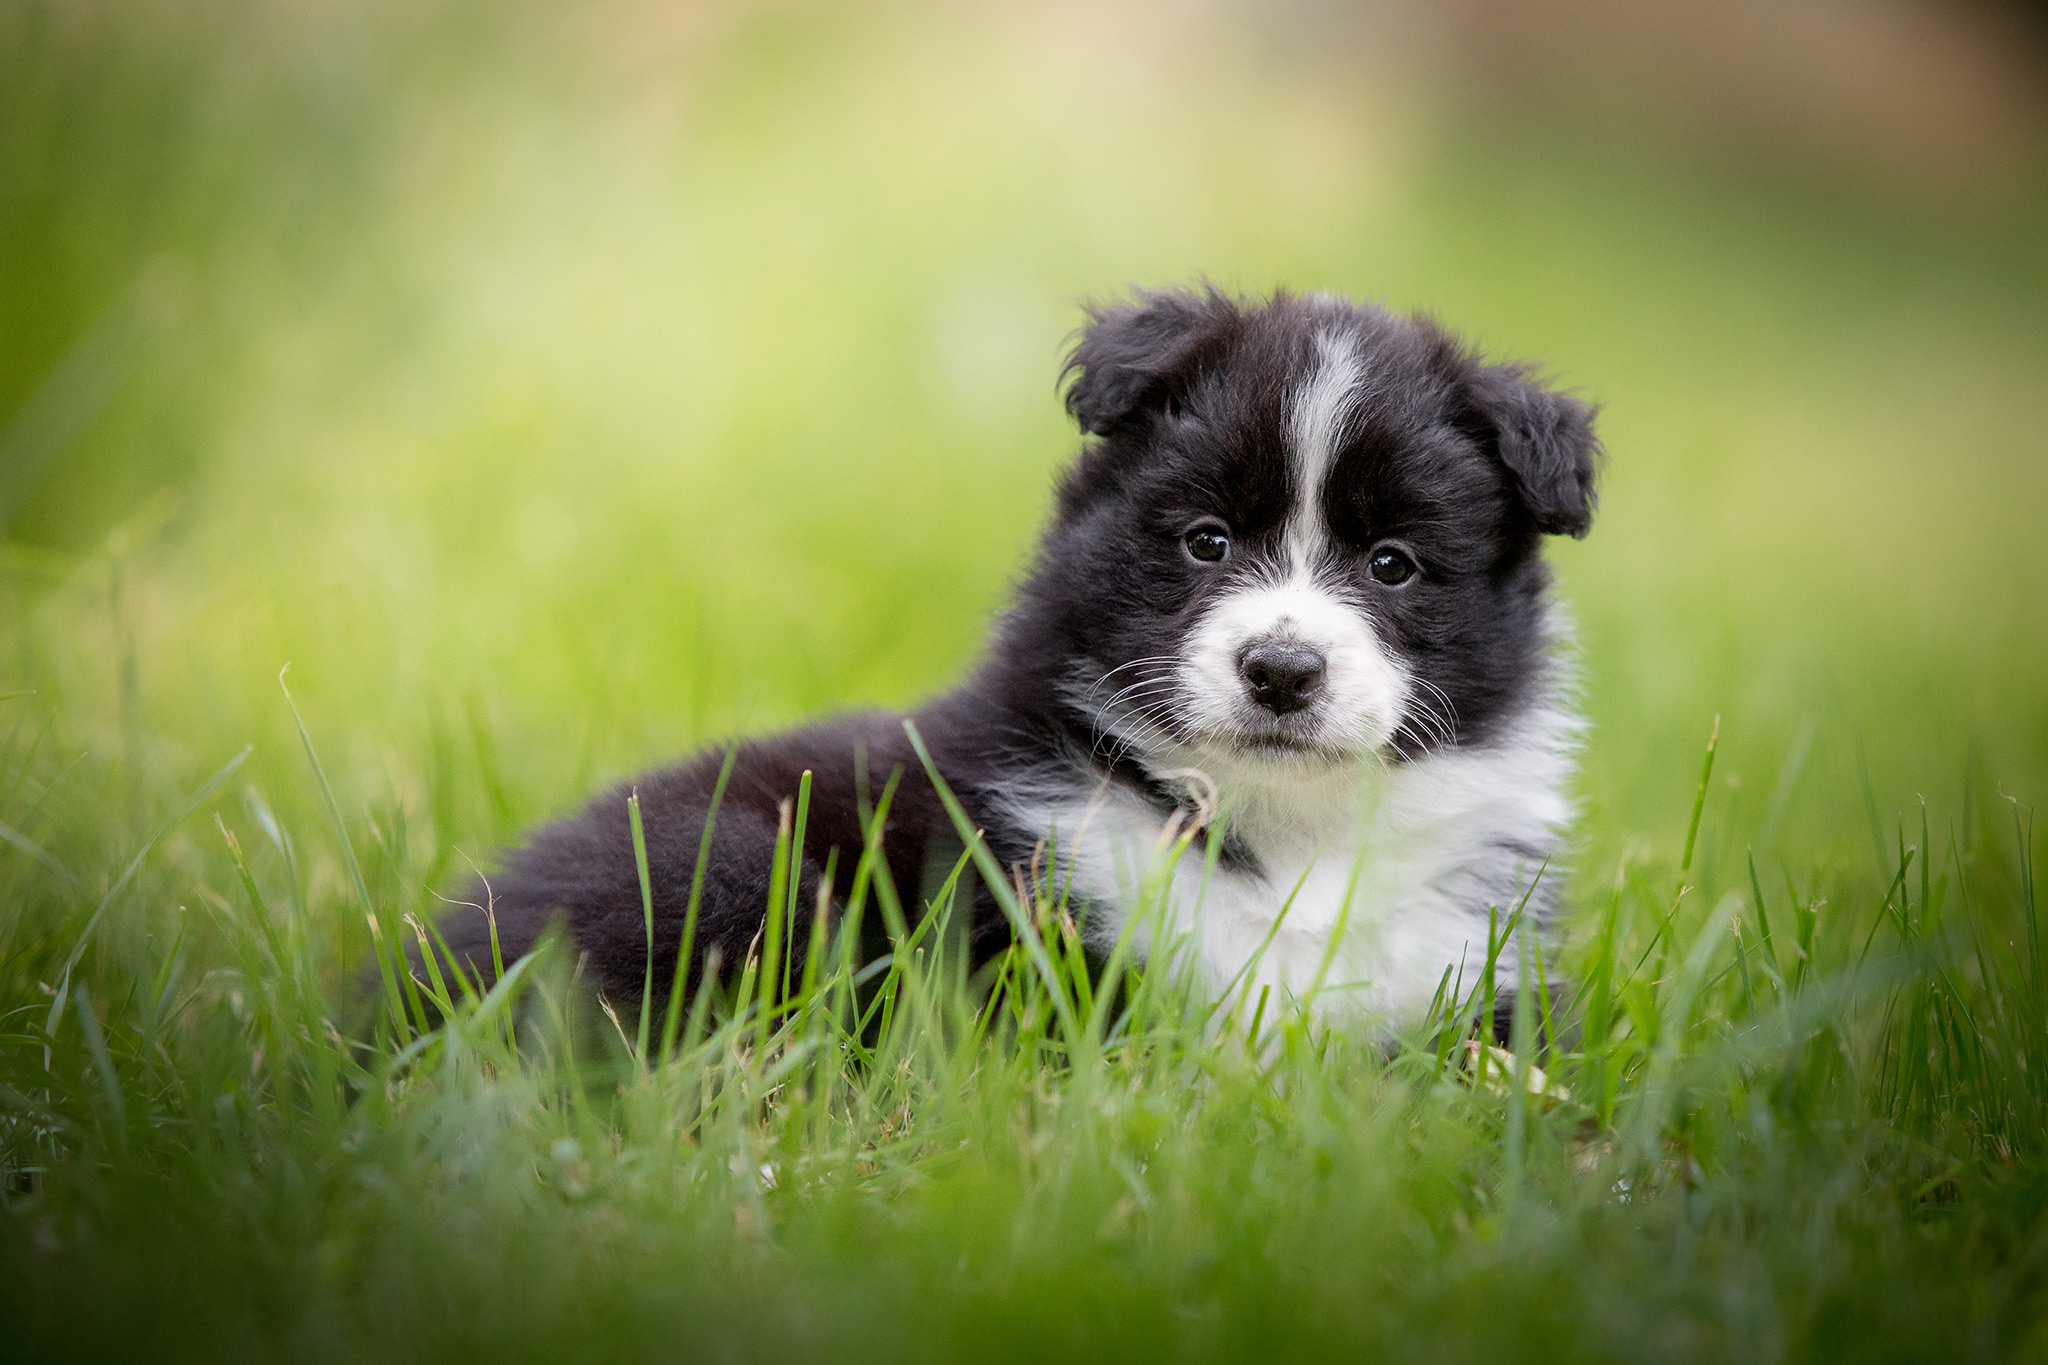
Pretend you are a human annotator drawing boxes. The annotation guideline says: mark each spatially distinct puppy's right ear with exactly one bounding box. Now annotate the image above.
[1463,363,1601,539]
[1061,287,1239,436]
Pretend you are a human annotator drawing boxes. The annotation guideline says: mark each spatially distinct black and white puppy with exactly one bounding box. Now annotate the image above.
[433,286,1599,1036]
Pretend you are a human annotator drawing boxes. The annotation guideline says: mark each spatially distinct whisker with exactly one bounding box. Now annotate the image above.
[1085,656,1182,698]
[1091,691,1183,770]
[1103,677,1178,709]
[1400,676,1460,753]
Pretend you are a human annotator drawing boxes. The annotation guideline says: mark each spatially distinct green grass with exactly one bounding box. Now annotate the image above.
[5,1,2048,1360]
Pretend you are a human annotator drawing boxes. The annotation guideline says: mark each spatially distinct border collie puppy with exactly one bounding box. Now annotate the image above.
[432,286,1599,1037]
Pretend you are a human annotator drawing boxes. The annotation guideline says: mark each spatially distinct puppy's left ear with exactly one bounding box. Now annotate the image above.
[1459,363,1602,538]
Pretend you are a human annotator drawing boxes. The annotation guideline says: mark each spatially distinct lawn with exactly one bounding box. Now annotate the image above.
[4,2,2047,1360]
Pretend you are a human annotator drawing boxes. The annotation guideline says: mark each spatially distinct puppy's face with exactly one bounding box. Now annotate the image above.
[1036,289,1598,777]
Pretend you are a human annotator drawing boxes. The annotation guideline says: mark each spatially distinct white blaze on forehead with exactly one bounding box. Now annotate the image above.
[1284,328,1369,574]
[1167,322,1410,761]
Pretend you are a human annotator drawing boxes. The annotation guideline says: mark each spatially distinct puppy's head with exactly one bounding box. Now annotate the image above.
[1034,286,1598,777]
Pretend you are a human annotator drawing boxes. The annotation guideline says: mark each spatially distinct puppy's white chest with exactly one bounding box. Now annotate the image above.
[1008,726,1572,1030]
[1016,798,1466,1028]
[1150,820,1498,1025]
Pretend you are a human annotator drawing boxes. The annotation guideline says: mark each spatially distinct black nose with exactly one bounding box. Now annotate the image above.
[1239,642,1326,716]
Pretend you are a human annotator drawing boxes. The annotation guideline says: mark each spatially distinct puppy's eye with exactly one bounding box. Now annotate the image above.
[1184,523,1231,563]
[1367,545,1417,586]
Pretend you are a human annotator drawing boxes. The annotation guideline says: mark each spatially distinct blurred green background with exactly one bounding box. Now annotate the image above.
[5,0,2046,909]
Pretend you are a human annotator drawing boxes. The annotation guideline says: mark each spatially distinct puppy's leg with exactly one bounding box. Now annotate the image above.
[425,777,830,1017]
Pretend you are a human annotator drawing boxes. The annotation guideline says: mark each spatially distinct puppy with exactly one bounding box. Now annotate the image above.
[430,286,1599,1038]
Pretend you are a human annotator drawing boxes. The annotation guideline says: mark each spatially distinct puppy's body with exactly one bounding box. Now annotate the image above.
[437,288,1599,1035]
